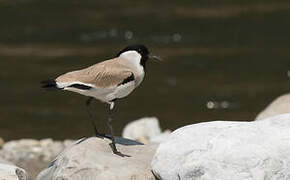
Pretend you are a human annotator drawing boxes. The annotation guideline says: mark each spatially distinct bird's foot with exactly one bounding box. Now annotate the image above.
[95,131,106,138]
[94,130,111,140]
[111,142,118,153]
[109,142,130,157]
[91,121,111,139]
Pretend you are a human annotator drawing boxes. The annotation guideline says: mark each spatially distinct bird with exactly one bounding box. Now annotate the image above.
[41,44,161,155]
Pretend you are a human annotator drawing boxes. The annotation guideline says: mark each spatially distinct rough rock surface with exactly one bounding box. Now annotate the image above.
[255,93,290,120]
[37,137,156,180]
[152,114,290,180]
[122,117,171,145]
[0,161,27,180]
[0,138,74,180]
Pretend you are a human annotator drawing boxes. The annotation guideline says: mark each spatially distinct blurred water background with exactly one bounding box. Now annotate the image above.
[0,0,290,140]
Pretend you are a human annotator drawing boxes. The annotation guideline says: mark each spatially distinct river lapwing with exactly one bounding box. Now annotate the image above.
[41,44,161,155]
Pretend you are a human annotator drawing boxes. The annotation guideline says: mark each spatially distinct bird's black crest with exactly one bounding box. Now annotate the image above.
[116,44,150,68]
[118,73,135,86]
[41,79,59,90]
[116,44,149,57]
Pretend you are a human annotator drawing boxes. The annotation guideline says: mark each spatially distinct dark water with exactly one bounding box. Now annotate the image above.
[0,0,290,140]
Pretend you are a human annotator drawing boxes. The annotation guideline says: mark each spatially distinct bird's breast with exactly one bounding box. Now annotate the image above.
[134,71,145,87]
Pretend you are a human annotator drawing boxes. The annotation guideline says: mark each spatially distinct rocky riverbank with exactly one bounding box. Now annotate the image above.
[2,94,290,180]
[0,139,75,180]
[0,117,170,180]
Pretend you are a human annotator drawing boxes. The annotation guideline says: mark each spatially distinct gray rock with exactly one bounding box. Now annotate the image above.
[255,93,290,120]
[37,137,156,180]
[122,117,171,145]
[0,138,74,180]
[0,162,27,180]
[0,159,13,165]
[152,114,290,180]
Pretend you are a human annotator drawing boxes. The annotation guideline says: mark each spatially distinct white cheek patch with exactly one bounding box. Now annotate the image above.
[119,51,142,65]
[119,51,145,82]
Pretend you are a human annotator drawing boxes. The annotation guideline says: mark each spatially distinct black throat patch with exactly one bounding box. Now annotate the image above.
[118,73,135,86]
[140,56,148,70]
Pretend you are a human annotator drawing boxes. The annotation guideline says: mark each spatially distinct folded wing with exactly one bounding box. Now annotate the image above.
[56,59,135,89]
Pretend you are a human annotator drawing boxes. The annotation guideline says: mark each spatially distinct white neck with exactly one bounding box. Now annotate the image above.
[119,51,142,66]
[119,50,145,87]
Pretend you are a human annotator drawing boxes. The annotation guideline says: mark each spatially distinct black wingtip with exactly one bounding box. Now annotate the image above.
[41,79,59,90]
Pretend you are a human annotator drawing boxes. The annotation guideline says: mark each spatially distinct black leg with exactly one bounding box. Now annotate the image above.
[106,102,130,157]
[107,102,120,154]
[85,97,109,139]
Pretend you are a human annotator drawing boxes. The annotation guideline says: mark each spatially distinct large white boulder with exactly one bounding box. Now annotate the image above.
[152,114,290,180]
[37,137,156,180]
[122,117,171,145]
[255,93,290,120]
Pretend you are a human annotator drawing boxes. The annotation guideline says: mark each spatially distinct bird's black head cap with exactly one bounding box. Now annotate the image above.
[117,44,150,68]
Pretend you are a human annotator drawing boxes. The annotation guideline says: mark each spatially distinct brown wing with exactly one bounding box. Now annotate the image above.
[56,58,134,88]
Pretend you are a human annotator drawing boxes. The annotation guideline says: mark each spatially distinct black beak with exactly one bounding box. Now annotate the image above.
[148,54,162,62]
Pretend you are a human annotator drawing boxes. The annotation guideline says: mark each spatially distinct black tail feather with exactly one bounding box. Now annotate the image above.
[41,79,59,90]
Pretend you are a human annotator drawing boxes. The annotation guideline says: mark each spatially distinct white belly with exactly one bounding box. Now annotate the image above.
[135,72,145,87]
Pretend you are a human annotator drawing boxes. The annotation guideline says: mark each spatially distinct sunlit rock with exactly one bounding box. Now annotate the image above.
[152,114,290,180]
[37,137,156,180]
[0,138,74,180]
[122,117,171,145]
[149,130,172,145]
[0,161,27,180]
[255,93,290,120]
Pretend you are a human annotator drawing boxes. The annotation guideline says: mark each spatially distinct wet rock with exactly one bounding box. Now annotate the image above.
[37,137,156,180]
[0,161,27,180]
[122,117,171,145]
[255,93,290,120]
[0,138,74,180]
[152,114,290,180]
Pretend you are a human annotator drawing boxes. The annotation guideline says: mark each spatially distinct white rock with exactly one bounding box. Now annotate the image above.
[122,117,161,142]
[122,117,171,145]
[0,163,27,180]
[255,93,290,120]
[150,130,172,145]
[0,159,13,165]
[0,138,74,179]
[152,114,290,180]
[37,137,156,180]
